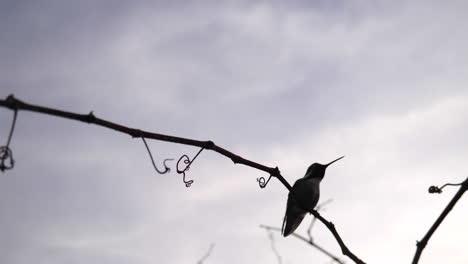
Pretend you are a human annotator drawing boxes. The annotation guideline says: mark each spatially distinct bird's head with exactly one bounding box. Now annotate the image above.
[304,156,344,180]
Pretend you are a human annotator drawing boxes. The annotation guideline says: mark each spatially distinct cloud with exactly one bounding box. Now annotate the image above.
[1,1,468,264]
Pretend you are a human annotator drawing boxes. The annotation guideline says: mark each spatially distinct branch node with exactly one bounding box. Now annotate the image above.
[416,240,426,248]
[130,129,142,138]
[87,111,96,123]
[230,155,240,164]
[204,140,215,149]
[5,94,19,110]
[6,94,15,102]
[273,166,280,176]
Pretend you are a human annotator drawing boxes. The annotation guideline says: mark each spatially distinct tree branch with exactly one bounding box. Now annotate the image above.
[260,224,345,264]
[0,94,290,189]
[412,176,468,264]
[0,94,364,263]
[310,210,365,264]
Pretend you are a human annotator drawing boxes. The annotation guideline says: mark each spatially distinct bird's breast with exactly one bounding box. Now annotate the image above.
[292,178,320,211]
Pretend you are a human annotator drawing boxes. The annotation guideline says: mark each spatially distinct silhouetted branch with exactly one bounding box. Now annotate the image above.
[197,243,215,264]
[260,225,345,264]
[0,94,364,263]
[0,95,290,189]
[308,211,364,264]
[412,176,468,264]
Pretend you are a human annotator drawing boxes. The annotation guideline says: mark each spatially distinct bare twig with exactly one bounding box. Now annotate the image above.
[0,94,364,263]
[260,225,345,264]
[197,243,215,264]
[265,228,283,264]
[412,176,468,264]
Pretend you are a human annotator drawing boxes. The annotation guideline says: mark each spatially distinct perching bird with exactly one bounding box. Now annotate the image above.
[282,156,344,237]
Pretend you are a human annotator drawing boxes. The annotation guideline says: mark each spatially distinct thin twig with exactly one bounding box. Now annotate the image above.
[260,225,345,264]
[0,94,364,263]
[197,243,215,264]
[266,228,283,264]
[412,176,468,264]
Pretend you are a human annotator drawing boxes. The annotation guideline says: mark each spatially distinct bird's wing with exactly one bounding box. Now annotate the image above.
[282,191,306,237]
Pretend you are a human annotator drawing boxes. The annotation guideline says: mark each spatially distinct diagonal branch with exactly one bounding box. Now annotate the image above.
[0,94,364,263]
[310,210,365,264]
[0,94,291,190]
[260,224,345,264]
[412,176,468,264]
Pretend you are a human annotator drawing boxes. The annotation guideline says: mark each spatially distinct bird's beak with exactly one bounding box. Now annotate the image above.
[326,156,344,167]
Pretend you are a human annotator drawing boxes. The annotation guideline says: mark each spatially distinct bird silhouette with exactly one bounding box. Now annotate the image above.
[282,156,344,237]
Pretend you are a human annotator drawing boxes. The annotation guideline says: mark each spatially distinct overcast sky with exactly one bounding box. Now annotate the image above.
[1,1,468,263]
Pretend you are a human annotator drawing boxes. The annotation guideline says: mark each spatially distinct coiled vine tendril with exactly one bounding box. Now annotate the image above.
[141,137,173,174]
[176,147,205,187]
[257,174,273,188]
[1,109,17,172]
[142,137,206,187]
[257,167,280,188]
[428,181,465,194]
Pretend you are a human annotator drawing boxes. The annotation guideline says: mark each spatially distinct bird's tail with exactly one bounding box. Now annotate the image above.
[282,212,306,237]
[282,196,307,237]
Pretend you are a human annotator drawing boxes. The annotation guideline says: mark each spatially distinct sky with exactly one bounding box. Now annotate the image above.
[1,0,468,263]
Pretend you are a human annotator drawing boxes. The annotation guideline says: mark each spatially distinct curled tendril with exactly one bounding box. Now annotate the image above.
[141,137,174,174]
[428,181,464,194]
[257,175,273,188]
[0,146,14,172]
[177,154,194,187]
[176,147,205,187]
[428,186,442,193]
[1,108,18,173]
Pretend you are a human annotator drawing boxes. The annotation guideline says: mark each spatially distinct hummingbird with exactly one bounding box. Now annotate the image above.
[282,156,344,237]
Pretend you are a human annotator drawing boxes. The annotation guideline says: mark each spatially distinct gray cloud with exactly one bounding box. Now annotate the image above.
[1,1,468,263]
